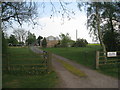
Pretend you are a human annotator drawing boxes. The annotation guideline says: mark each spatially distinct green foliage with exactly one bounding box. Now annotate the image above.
[103,30,120,51]
[26,32,36,45]
[42,37,47,48]
[72,38,88,47]
[19,42,24,45]
[7,35,18,45]
[78,2,120,52]
[59,33,71,47]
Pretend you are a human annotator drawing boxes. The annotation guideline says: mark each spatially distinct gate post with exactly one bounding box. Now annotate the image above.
[48,52,52,73]
[96,51,99,69]
[7,54,10,71]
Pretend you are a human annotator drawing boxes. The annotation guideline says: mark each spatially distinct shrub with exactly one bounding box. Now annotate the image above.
[72,39,88,47]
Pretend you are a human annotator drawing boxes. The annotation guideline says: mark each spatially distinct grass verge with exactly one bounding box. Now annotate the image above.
[57,59,86,77]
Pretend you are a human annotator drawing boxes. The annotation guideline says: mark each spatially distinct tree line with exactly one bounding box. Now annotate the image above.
[4,29,47,47]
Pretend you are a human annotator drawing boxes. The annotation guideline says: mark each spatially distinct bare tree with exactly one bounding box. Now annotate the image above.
[1,1,76,27]
[1,2,38,28]
[13,29,27,43]
[39,1,76,24]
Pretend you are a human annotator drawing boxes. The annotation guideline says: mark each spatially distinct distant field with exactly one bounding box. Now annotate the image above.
[88,43,100,46]
[2,47,58,88]
[42,45,119,78]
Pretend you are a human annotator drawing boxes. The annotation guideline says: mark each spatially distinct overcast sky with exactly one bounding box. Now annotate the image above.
[6,2,95,43]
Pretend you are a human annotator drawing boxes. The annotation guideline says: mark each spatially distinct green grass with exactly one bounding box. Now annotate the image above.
[41,45,119,78]
[2,47,58,88]
[57,59,86,77]
[4,47,42,64]
[3,72,58,88]
[42,45,102,69]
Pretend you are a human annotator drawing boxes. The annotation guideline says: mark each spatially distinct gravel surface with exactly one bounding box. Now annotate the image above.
[30,46,119,88]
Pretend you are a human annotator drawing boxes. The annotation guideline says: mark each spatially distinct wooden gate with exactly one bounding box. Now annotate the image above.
[2,51,52,75]
[96,51,120,69]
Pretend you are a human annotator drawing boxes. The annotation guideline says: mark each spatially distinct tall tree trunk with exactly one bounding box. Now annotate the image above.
[109,13,114,33]
[95,4,107,62]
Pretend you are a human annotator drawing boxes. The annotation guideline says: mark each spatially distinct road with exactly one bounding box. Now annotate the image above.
[30,46,119,88]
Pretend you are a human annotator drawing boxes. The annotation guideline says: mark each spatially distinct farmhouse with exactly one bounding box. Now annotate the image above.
[46,36,59,47]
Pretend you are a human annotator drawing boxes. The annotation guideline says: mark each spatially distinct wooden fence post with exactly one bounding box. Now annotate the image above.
[48,52,52,73]
[96,51,99,69]
[7,54,10,71]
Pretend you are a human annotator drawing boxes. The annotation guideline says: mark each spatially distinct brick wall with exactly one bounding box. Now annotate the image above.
[47,40,58,47]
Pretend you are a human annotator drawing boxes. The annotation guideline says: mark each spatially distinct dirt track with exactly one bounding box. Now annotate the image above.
[30,46,119,88]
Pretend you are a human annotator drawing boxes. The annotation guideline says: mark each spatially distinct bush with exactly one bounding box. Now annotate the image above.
[72,39,88,47]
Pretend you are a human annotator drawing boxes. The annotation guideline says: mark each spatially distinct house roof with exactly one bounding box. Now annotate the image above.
[46,36,59,41]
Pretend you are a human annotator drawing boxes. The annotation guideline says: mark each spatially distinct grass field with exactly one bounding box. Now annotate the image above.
[42,45,102,69]
[42,45,119,78]
[2,47,58,88]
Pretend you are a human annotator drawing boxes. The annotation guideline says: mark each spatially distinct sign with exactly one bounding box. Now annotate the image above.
[107,52,117,57]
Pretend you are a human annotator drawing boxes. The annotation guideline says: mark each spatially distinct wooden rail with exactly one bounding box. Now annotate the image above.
[2,51,52,74]
[96,51,120,69]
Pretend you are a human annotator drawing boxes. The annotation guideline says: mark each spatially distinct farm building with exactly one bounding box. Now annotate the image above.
[46,36,59,47]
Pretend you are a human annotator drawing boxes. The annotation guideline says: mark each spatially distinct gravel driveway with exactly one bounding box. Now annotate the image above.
[30,46,119,88]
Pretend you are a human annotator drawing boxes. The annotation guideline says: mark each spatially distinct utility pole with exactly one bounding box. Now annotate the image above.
[76,29,77,41]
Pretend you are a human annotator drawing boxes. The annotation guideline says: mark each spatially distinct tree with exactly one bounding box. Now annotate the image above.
[1,1,76,29]
[13,29,27,43]
[78,2,120,52]
[54,40,61,48]
[42,37,47,48]
[103,30,120,51]
[1,2,38,27]
[86,2,106,53]
[101,2,120,33]
[59,33,71,47]
[26,31,36,45]
[72,38,88,47]
[8,35,18,45]
[37,36,43,46]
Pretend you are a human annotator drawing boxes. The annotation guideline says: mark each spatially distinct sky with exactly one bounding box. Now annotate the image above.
[6,1,95,43]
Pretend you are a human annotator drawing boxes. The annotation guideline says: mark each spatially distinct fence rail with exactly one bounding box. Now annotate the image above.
[2,51,52,75]
[96,51,120,69]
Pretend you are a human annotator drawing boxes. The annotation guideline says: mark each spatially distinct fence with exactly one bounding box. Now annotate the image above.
[96,51,120,69]
[2,51,52,75]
